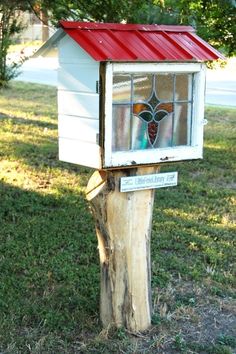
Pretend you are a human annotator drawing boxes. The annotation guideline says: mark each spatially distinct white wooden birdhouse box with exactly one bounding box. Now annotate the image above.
[37,21,224,169]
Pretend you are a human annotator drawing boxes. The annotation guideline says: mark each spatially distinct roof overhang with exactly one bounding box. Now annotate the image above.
[32,28,65,58]
[33,21,225,62]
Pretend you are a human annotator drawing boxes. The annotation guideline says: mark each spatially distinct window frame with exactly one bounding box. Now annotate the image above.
[103,62,206,169]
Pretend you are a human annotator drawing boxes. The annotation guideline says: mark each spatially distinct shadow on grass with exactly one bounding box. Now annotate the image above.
[0,139,59,167]
[0,181,100,348]
[0,139,92,188]
[204,146,236,170]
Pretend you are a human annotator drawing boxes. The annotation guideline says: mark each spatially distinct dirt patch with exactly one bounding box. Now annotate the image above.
[149,280,236,353]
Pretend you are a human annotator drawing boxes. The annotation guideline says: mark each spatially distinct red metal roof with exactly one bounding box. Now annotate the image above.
[59,21,225,62]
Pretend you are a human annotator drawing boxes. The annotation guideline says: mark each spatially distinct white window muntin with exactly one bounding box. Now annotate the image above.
[104,62,206,168]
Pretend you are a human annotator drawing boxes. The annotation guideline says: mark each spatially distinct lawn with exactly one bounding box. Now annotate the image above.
[0,82,235,353]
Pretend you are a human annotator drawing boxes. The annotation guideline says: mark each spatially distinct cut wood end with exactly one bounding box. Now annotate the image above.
[86,170,107,201]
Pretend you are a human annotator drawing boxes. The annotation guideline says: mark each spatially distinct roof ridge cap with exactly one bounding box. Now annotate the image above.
[59,20,195,32]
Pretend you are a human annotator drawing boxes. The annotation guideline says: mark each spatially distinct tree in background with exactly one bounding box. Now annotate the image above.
[28,0,146,24]
[0,1,29,87]
[34,0,235,56]
[164,0,236,57]
[0,0,235,87]
[128,0,236,56]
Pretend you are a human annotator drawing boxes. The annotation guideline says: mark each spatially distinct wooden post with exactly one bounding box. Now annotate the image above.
[86,166,159,332]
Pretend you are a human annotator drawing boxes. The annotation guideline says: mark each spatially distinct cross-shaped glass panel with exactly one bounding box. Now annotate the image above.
[112,73,193,152]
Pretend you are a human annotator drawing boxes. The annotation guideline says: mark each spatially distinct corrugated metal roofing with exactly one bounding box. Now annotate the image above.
[59,20,224,62]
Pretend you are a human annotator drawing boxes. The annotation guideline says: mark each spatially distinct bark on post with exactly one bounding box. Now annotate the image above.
[86,166,159,332]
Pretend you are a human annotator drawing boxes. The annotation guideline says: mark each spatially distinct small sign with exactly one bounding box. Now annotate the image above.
[120,172,178,192]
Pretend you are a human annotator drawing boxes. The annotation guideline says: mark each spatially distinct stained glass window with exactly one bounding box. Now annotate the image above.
[112,73,194,152]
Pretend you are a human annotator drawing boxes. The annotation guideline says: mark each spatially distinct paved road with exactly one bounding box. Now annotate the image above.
[15,58,58,87]
[14,58,236,107]
[206,68,236,107]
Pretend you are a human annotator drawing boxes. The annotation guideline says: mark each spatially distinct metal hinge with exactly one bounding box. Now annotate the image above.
[96,80,99,94]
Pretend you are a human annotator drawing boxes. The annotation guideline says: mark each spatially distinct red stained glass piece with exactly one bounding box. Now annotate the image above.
[148,121,158,145]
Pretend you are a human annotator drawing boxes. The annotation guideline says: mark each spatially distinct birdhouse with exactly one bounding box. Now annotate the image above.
[37,21,224,169]
[35,21,225,332]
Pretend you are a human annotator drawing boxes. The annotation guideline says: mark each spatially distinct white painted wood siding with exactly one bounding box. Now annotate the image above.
[58,63,98,93]
[58,91,99,118]
[58,115,99,143]
[57,35,101,169]
[59,138,102,169]
[59,34,94,64]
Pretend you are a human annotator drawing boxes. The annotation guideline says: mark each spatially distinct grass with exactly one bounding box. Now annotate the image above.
[0,82,235,353]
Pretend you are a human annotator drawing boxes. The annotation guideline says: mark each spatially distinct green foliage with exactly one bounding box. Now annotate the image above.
[0,1,29,87]
[129,0,236,56]
[32,0,235,55]
[41,0,146,23]
[190,342,233,354]
[167,0,236,56]
[173,333,187,352]
[217,335,236,348]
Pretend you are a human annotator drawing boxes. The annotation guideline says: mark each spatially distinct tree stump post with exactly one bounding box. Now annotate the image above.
[86,166,159,332]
